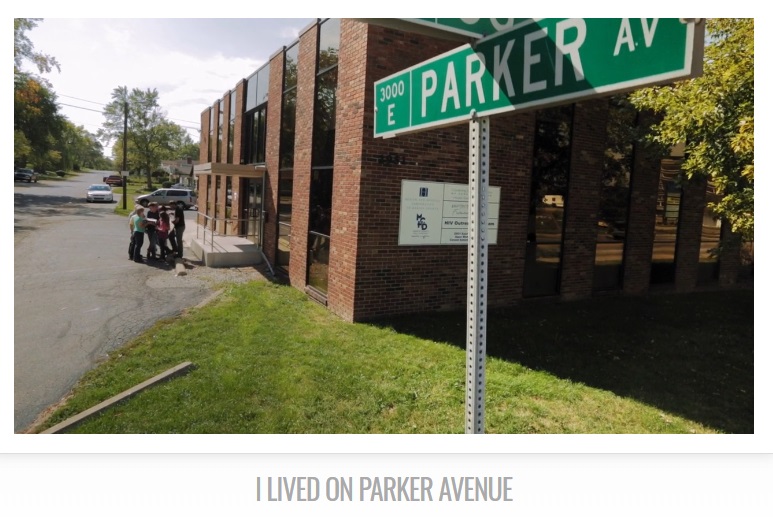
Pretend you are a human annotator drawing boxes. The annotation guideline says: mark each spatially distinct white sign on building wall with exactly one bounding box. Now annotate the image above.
[398,179,500,245]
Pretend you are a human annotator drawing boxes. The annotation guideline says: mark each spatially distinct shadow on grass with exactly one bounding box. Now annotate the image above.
[371,289,753,434]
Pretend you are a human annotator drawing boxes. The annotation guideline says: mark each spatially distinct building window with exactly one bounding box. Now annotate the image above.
[204,175,212,218]
[216,99,224,162]
[307,19,340,295]
[243,65,269,165]
[698,184,721,285]
[277,169,293,270]
[594,96,635,292]
[227,91,236,163]
[524,105,573,298]
[208,107,213,162]
[651,155,682,284]
[225,175,233,227]
[280,43,298,170]
[215,175,221,222]
[244,106,267,165]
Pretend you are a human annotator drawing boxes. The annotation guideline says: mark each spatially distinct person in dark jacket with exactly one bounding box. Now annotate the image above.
[144,202,161,260]
[169,202,185,259]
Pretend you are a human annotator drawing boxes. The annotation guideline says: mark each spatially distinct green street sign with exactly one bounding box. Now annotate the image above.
[410,18,530,38]
[374,18,704,138]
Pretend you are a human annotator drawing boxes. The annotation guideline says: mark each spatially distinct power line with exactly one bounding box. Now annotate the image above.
[57,95,201,133]
[58,94,105,106]
[58,102,104,114]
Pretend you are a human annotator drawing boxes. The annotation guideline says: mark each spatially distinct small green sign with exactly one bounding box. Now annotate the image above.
[374,18,703,138]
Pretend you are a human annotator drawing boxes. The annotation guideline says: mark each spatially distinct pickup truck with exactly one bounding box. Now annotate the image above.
[103,175,125,187]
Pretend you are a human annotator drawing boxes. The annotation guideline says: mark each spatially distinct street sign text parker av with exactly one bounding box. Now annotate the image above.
[374,18,703,138]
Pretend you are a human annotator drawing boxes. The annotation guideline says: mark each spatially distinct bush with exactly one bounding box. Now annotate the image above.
[55,170,66,177]
[162,181,172,188]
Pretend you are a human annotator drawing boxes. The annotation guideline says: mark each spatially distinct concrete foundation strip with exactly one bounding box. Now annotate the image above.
[40,361,195,434]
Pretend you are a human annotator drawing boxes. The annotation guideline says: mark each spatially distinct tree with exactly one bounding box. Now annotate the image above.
[14,18,59,75]
[14,18,64,169]
[57,121,111,172]
[14,74,64,169]
[100,86,193,189]
[629,18,754,241]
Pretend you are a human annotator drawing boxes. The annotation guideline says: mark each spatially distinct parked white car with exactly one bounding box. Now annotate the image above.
[86,183,114,203]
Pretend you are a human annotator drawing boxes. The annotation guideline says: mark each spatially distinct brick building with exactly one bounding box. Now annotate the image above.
[194,19,742,322]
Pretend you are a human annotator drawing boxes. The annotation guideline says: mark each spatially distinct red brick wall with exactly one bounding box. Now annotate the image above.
[623,112,661,294]
[223,93,231,165]
[200,109,210,163]
[211,100,220,163]
[233,80,246,165]
[287,24,318,291]
[561,100,608,300]
[262,50,286,266]
[719,225,743,286]
[329,21,469,321]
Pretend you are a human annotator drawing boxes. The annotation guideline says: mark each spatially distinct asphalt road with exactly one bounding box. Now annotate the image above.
[13,171,222,433]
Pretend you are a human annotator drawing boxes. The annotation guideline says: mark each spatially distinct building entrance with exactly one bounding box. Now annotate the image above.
[241,175,265,248]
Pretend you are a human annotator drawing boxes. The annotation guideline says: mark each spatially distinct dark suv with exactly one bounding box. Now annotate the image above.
[135,188,198,209]
[14,168,38,183]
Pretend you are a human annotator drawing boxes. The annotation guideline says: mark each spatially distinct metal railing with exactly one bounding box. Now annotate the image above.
[196,213,252,247]
[194,212,274,276]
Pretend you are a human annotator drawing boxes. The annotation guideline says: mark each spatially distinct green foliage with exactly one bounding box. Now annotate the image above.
[14,19,108,171]
[629,19,754,241]
[14,74,64,168]
[101,86,197,189]
[14,18,60,75]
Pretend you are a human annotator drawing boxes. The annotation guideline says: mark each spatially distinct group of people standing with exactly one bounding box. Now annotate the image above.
[128,202,186,263]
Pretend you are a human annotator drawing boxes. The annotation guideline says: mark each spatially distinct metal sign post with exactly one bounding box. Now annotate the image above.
[466,114,489,434]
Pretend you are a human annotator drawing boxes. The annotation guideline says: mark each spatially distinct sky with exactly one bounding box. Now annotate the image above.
[20,18,316,148]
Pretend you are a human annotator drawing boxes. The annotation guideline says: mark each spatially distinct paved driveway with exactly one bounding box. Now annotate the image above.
[13,171,230,432]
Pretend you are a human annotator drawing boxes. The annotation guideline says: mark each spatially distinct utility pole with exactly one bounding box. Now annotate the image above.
[122,101,128,209]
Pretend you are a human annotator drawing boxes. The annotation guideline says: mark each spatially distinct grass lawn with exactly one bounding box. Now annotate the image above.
[32,281,753,434]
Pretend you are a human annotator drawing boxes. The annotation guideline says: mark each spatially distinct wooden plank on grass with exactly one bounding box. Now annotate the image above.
[40,361,195,434]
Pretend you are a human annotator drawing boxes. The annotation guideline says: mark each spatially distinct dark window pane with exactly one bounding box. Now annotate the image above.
[284,43,299,90]
[246,72,258,111]
[319,19,340,71]
[280,88,297,169]
[524,105,573,298]
[651,157,682,284]
[256,65,270,105]
[308,234,330,294]
[277,169,293,270]
[256,107,266,164]
[312,68,337,167]
[309,169,333,235]
[594,95,635,292]
[698,185,722,285]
